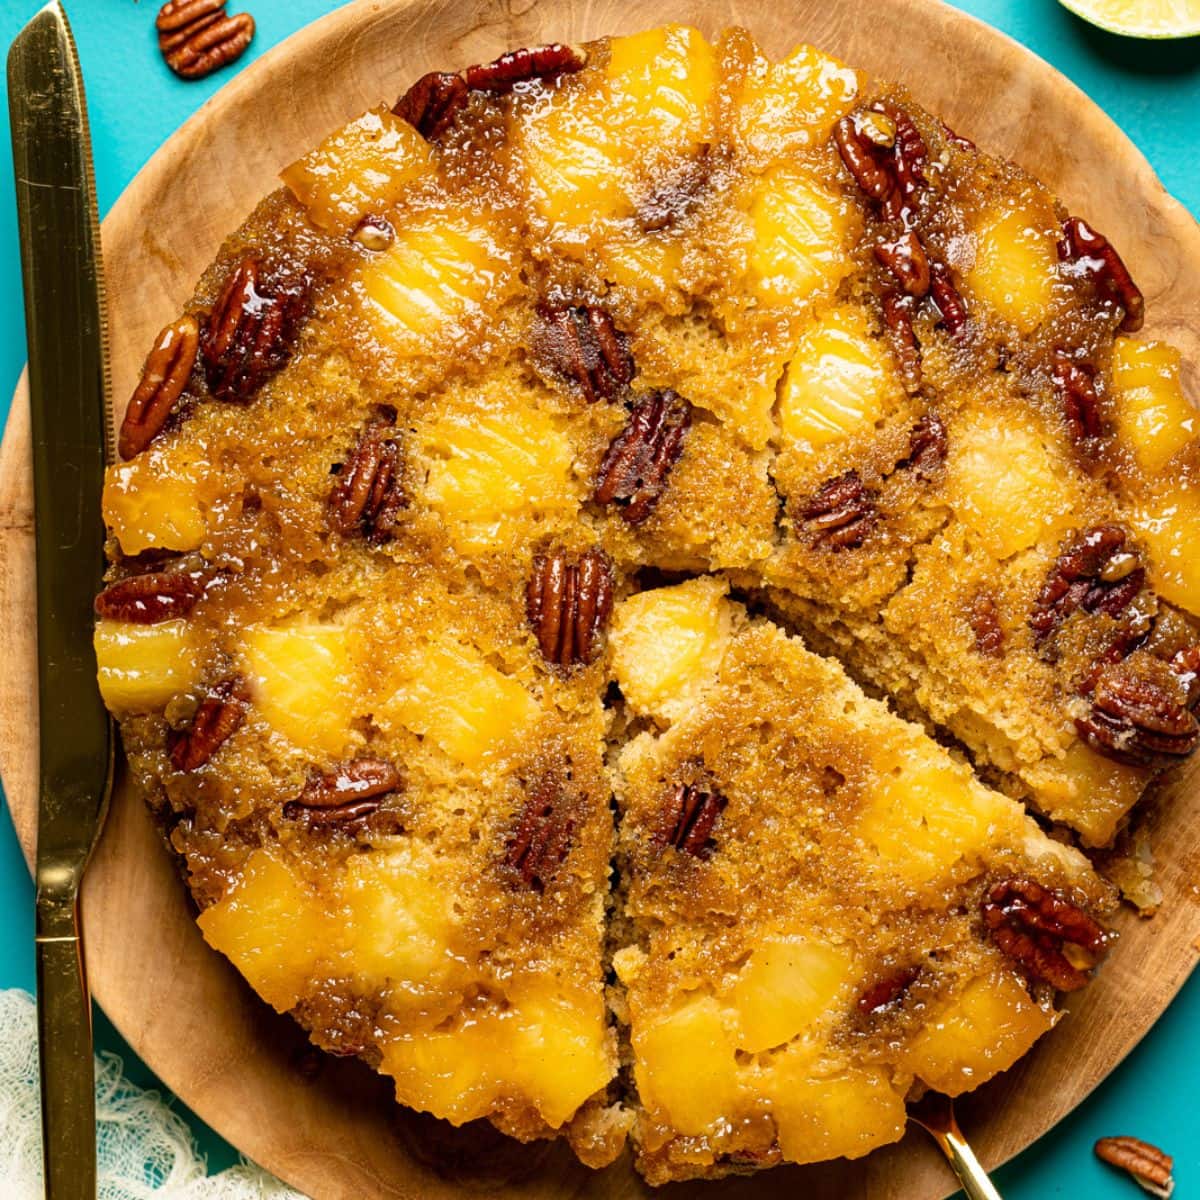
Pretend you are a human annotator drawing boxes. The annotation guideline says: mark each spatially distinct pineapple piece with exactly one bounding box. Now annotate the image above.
[243,616,357,757]
[765,1052,907,1164]
[730,936,855,1052]
[634,993,740,1135]
[747,167,858,310]
[778,306,897,451]
[338,845,462,989]
[1130,486,1200,617]
[1112,338,1196,475]
[280,106,433,233]
[596,230,687,298]
[421,405,576,540]
[734,41,860,160]
[94,619,199,714]
[103,453,208,556]
[197,850,335,1012]
[858,736,1024,887]
[609,577,733,723]
[900,970,1055,1095]
[967,208,1059,334]
[384,639,539,767]
[948,409,1073,558]
[361,212,511,343]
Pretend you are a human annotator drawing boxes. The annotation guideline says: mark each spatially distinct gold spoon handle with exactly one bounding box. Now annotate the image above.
[928,1122,1004,1200]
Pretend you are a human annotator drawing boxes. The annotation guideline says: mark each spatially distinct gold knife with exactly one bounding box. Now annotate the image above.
[8,3,114,1196]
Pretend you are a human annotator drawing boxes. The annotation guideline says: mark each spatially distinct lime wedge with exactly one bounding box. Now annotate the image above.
[1058,0,1200,37]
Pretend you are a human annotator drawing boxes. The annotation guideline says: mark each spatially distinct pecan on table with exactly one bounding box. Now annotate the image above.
[505,775,576,890]
[902,411,948,480]
[798,470,877,550]
[969,591,1005,658]
[594,390,692,525]
[119,314,200,459]
[654,780,726,859]
[393,70,469,139]
[1030,526,1144,645]
[1058,215,1144,333]
[156,0,254,81]
[284,758,403,826]
[981,878,1109,992]
[928,261,968,334]
[1076,659,1200,766]
[881,292,922,394]
[328,417,406,544]
[857,965,921,1014]
[465,44,587,93]
[874,231,931,297]
[1094,1136,1175,1199]
[1054,352,1103,444]
[533,303,634,403]
[95,568,206,624]
[168,675,250,771]
[526,546,614,670]
[200,257,310,403]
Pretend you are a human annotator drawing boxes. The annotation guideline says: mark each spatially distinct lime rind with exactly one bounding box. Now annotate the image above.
[1057,0,1200,37]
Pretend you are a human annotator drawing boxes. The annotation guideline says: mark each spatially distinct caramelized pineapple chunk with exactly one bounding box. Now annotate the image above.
[103,453,208,556]
[280,107,433,232]
[1131,487,1200,616]
[94,619,198,714]
[1112,338,1196,475]
[383,638,539,767]
[967,208,1059,333]
[778,306,897,451]
[243,616,357,757]
[901,970,1055,1095]
[633,992,740,1135]
[198,850,335,1012]
[947,408,1073,558]
[609,577,733,722]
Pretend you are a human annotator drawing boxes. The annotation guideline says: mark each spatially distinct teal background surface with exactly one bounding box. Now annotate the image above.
[0,0,1196,1194]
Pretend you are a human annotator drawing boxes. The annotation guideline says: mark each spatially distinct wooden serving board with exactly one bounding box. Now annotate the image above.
[2,0,1199,1196]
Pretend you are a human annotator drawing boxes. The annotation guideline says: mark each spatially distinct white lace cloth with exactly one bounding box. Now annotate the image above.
[0,989,307,1199]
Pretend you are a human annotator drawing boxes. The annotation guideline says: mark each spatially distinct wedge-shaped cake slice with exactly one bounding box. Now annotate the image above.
[609,580,1113,1183]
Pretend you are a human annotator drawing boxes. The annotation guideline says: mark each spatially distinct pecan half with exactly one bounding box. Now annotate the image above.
[883,100,929,207]
[799,470,877,550]
[526,547,613,669]
[95,569,206,623]
[875,231,931,297]
[168,676,249,771]
[834,102,927,219]
[969,592,1005,657]
[284,758,402,826]
[857,965,920,1014]
[505,776,575,890]
[882,292,922,393]
[201,257,310,403]
[328,418,406,543]
[119,314,200,459]
[1077,660,1199,766]
[594,390,692,525]
[465,43,587,93]
[1054,352,1103,444]
[393,70,470,139]
[904,412,948,480]
[1030,526,1144,645]
[982,878,1109,992]
[655,780,726,859]
[929,262,968,334]
[1058,216,1144,333]
[1094,1136,1175,1198]
[533,303,634,403]
[157,0,254,81]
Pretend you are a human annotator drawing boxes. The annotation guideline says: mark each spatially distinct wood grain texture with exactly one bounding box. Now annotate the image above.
[1,0,1199,1196]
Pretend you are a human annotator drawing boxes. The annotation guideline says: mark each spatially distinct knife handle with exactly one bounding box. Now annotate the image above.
[36,883,96,1200]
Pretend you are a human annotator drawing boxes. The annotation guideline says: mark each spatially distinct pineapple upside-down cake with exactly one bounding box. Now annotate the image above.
[95,24,1199,1184]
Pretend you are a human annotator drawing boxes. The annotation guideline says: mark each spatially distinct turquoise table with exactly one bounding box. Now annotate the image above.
[0,0,1196,1193]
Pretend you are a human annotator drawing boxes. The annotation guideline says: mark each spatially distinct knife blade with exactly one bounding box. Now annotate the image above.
[8,3,114,1196]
